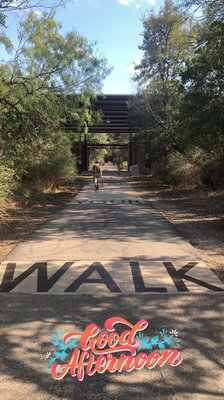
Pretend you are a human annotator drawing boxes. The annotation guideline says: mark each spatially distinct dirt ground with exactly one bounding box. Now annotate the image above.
[129,178,224,282]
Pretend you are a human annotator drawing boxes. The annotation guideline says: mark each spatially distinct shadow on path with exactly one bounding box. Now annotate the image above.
[0,294,223,399]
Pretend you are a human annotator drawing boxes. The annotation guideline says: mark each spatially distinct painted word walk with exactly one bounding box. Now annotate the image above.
[0,259,223,293]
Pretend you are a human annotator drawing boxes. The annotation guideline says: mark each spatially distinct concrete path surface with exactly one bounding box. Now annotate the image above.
[0,165,223,399]
[1,170,223,294]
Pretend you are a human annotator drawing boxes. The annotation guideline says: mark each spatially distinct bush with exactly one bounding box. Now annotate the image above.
[153,155,201,188]
[121,161,128,170]
[201,157,224,190]
[0,163,16,219]
[26,132,76,190]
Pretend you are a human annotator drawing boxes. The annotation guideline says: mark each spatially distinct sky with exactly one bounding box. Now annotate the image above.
[2,0,163,94]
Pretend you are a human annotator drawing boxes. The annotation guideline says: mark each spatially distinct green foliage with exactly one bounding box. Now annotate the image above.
[105,133,129,167]
[0,12,6,28]
[179,0,224,22]
[121,160,128,170]
[110,148,128,169]
[200,155,224,189]
[135,0,190,86]
[16,11,111,93]
[179,5,224,155]
[131,0,192,157]
[153,155,201,187]
[0,10,111,208]
[87,133,109,167]
[26,132,76,190]
[130,0,224,188]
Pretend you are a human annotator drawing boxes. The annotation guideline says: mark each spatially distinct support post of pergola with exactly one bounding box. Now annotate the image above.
[128,132,133,171]
[84,134,88,171]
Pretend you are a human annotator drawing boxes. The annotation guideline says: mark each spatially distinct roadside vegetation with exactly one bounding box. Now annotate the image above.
[129,0,224,189]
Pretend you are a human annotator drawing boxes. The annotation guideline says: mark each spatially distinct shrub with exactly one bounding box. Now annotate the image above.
[153,155,201,188]
[0,163,16,219]
[121,161,128,170]
[26,132,76,190]
[201,157,224,190]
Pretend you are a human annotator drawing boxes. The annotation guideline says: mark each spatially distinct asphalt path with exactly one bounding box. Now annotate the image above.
[0,165,223,399]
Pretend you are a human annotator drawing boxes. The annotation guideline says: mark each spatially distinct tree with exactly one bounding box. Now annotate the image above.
[0,0,65,10]
[179,0,224,22]
[6,11,110,95]
[0,11,111,185]
[0,0,66,30]
[131,0,193,159]
[180,20,224,150]
[178,0,224,184]
[130,0,223,186]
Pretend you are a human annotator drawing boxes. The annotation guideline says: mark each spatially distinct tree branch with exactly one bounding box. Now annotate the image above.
[0,0,65,12]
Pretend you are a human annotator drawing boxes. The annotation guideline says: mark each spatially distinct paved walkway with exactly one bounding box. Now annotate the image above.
[0,165,224,400]
[0,168,223,294]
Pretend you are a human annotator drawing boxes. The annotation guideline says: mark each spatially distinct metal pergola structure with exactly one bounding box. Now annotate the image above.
[64,94,134,170]
[88,94,132,134]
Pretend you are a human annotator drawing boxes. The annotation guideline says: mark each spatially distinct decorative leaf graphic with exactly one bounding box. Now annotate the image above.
[150,336,159,345]
[60,351,67,362]
[163,335,174,345]
[54,351,62,358]
[145,343,153,350]
[46,329,80,374]
[174,338,181,347]
[136,329,182,351]
[58,340,65,350]
[135,332,144,341]
[139,336,149,349]
[48,357,56,366]
[160,329,168,335]
[68,338,78,350]
[158,342,166,350]
[138,336,153,350]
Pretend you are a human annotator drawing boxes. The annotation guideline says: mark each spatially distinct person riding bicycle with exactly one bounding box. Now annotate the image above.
[92,160,102,190]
